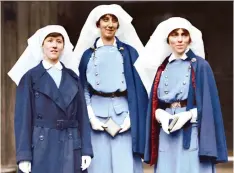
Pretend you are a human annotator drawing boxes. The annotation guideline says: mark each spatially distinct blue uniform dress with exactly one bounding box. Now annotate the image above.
[155,54,216,173]
[85,39,143,173]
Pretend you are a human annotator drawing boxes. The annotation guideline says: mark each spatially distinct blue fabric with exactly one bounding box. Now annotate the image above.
[47,67,62,88]
[158,59,190,103]
[79,37,148,157]
[86,46,126,93]
[14,61,93,173]
[144,49,228,164]
[88,95,143,173]
[155,124,215,173]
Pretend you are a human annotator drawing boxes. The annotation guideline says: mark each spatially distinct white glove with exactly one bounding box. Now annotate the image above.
[87,105,107,131]
[119,113,131,133]
[155,109,173,134]
[170,110,193,133]
[81,156,92,171]
[190,108,198,123]
[19,161,31,173]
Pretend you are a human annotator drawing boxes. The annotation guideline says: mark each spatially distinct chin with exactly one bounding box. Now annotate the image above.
[49,56,59,61]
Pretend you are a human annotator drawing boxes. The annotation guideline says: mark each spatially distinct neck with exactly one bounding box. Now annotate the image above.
[101,36,115,46]
[44,57,59,65]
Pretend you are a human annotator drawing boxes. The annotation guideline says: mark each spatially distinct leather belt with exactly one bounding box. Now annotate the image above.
[92,90,127,98]
[165,100,187,108]
[34,119,78,130]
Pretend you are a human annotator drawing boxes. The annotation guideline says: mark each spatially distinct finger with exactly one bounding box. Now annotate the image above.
[98,126,105,131]
[101,124,108,128]
[119,127,126,133]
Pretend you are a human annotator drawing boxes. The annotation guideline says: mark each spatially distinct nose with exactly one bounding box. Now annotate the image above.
[108,20,113,27]
[177,36,183,42]
[52,41,58,48]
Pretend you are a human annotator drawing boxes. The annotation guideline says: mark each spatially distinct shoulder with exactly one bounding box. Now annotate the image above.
[64,67,79,81]
[122,42,138,53]
[18,64,41,87]
[195,56,212,70]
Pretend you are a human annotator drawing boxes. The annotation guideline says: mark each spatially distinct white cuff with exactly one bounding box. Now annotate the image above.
[87,105,95,120]
[190,108,198,123]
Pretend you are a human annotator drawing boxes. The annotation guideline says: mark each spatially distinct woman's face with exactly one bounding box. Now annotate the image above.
[168,28,191,56]
[42,34,64,63]
[97,14,119,40]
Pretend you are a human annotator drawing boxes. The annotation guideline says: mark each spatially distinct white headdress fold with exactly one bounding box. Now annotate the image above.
[8,25,74,85]
[70,4,144,75]
[134,17,205,95]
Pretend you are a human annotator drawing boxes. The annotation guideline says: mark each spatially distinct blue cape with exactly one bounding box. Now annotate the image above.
[144,49,228,164]
[79,37,148,157]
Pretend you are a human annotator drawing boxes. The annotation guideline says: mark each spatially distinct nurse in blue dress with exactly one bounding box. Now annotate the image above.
[135,17,228,173]
[71,4,148,173]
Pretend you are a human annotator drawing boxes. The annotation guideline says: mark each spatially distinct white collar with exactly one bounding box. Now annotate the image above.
[42,60,63,70]
[96,37,117,48]
[168,48,190,62]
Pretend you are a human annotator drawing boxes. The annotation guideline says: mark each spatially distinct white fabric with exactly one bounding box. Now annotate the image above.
[71,4,144,75]
[19,161,31,173]
[8,25,74,85]
[96,37,117,48]
[88,105,107,131]
[90,117,108,131]
[87,105,95,119]
[81,156,92,171]
[42,60,63,70]
[170,110,193,133]
[190,108,198,123]
[119,113,131,133]
[168,48,189,62]
[155,109,173,134]
[134,17,205,96]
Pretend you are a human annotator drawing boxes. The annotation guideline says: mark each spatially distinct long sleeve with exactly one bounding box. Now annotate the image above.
[84,80,91,106]
[14,73,33,164]
[77,77,93,157]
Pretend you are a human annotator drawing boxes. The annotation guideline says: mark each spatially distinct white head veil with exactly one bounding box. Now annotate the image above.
[69,4,144,75]
[134,17,205,96]
[8,25,74,85]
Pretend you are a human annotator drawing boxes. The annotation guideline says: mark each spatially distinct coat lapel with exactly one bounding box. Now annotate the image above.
[59,68,78,108]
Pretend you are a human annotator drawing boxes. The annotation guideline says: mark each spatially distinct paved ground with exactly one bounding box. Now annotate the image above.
[143,162,233,173]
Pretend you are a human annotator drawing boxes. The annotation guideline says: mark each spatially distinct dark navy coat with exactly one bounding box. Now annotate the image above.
[79,37,148,157]
[14,61,93,173]
[144,49,228,165]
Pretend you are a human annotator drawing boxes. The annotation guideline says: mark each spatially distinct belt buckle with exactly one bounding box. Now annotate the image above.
[171,102,181,108]
[56,120,64,130]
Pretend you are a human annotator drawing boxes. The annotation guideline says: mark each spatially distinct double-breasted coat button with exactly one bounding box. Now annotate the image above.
[180,90,183,94]
[96,82,100,85]
[164,91,169,94]
[95,72,98,76]
[37,114,42,119]
[183,81,186,85]
[68,133,73,139]
[165,83,168,86]
[35,92,40,98]
[186,74,189,77]
[39,135,44,141]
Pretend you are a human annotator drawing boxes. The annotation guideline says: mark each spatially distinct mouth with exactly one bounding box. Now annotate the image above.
[50,50,58,54]
[176,45,184,49]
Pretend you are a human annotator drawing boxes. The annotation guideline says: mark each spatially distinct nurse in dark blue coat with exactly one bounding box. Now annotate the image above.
[135,17,228,173]
[8,25,93,173]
